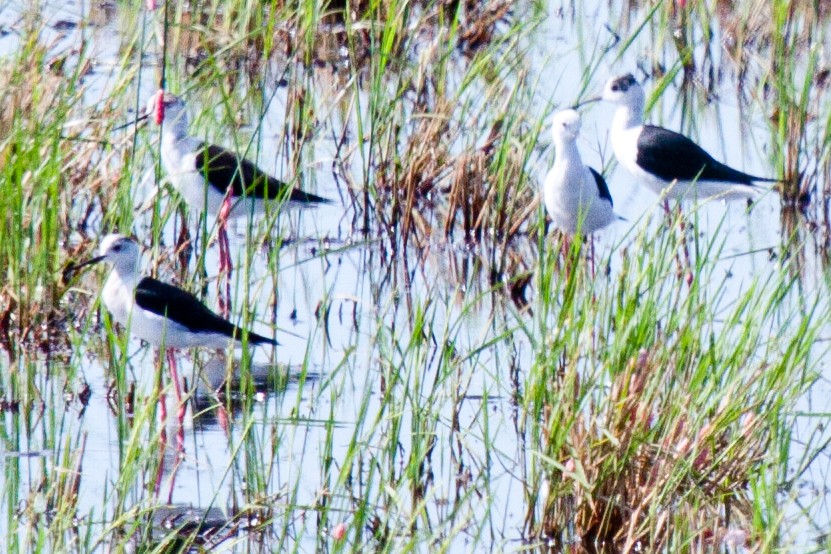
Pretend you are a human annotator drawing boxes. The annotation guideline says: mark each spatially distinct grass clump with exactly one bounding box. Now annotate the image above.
[2,0,831,552]
[520,219,821,551]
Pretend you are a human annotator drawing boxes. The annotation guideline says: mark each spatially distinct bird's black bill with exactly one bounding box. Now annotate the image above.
[112,112,149,132]
[63,255,105,282]
[570,96,602,109]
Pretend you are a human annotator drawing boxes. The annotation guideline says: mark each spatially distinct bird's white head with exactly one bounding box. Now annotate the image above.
[601,73,644,108]
[70,234,140,280]
[551,109,582,144]
[97,234,140,274]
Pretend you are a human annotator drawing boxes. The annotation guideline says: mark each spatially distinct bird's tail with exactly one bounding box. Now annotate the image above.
[241,329,279,346]
[749,175,778,183]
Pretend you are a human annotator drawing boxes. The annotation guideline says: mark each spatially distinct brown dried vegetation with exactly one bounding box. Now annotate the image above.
[532,349,767,552]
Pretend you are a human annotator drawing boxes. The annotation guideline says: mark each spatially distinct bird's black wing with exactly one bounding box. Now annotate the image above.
[194,143,330,204]
[637,125,772,185]
[588,167,613,206]
[135,277,277,345]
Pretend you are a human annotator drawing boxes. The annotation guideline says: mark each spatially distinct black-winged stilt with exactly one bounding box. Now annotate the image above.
[582,74,776,201]
[71,234,276,452]
[126,91,331,274]
[73,234,277,349]
[543,109,616,235]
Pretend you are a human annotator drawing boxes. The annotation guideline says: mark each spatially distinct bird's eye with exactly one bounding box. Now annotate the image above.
[611,84,619,92]
[112,243,122,252]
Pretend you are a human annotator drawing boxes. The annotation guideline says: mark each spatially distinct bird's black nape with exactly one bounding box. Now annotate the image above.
[609,73,638,93]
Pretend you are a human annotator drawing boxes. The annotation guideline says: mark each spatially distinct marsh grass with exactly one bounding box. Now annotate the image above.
[519,212,822,550]
[1,0,831,552]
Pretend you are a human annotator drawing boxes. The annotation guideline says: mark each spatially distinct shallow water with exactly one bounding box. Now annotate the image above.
[1,0,831,551]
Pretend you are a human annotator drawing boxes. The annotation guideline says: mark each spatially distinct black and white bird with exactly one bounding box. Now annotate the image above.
[73,233,278,350]
[142,91,330,218]
[130,91,331,271]
[543,109,616,235]
[587,74,776,201]
[71,233,277,450]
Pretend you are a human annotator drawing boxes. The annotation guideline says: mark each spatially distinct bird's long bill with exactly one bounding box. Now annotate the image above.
[64,255,105,281]
[112,112,149,132]
[570,96,602,109]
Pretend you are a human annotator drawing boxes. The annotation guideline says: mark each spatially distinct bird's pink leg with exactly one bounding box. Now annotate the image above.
[218,194,233,274]
[560,233,571,262]
[676,205,693,282]
[589,235,596,278]
[560,234,573,283]
[154,358,167,496]
[166,349,186,455]
[217,403,230,434]
[217,193,234,318]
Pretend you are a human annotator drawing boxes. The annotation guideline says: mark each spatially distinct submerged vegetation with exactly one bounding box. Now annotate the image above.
[0,0,831,552]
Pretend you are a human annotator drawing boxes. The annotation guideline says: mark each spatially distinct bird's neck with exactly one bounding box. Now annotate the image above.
[107,259,140,286]
[102,263,137,300]
[160,118,200,168]
[553,139,581,168]
[101,266,140,327]
[160,115,190,147]
[611,99,644,132]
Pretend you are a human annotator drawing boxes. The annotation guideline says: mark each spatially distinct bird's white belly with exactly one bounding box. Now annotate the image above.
[129,308,233,349]
[102,272,233,349]
[543,165,614,235]
[163,153,226,216]
[656,179,757,201]
[611,126,756,201]
[612,127,667,195]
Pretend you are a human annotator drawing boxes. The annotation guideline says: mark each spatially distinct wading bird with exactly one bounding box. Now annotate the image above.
[72,234,277,449]
[124,91,330,273]
[581,74,776,201]
[543,109,616,235]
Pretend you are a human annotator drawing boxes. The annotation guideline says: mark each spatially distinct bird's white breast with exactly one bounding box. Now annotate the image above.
[610,125,666,193]
[101,270,235,349]
[161,139,227,216]
[609,125,756,200]
[101,271,137,329]
[543,160,614,235]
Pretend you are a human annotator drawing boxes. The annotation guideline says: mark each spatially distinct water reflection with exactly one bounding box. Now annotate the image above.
[4,0,831,550]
